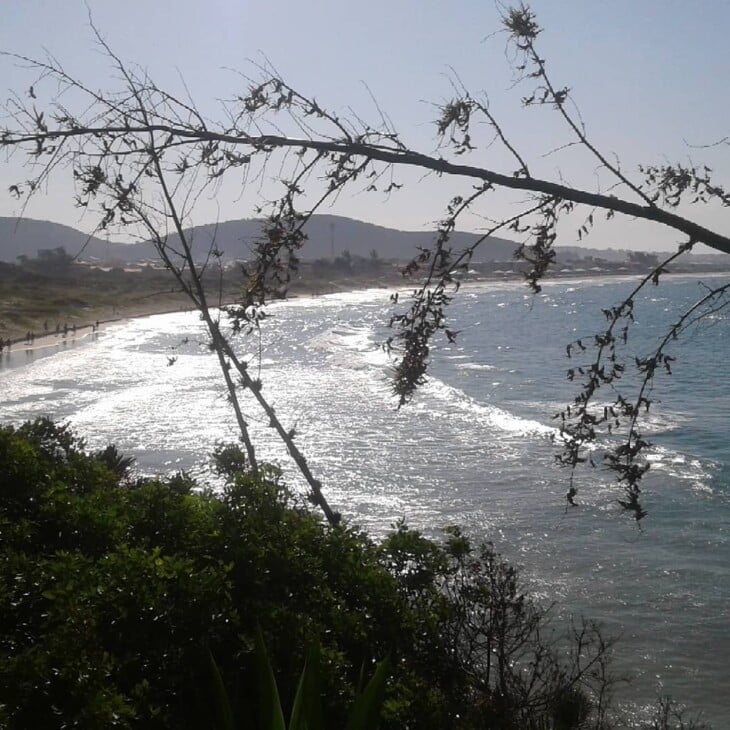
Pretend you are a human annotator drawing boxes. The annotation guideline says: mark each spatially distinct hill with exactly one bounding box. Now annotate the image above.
[3,215,729,268]
[170,215,518,263]
[0,218,115,262]
[0,215,516,264]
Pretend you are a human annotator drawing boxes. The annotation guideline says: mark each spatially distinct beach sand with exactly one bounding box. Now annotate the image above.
[0,300,188,353]
[0,271,403,354]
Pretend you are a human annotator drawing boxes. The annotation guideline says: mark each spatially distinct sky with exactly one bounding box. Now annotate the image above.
[1,0,729,252]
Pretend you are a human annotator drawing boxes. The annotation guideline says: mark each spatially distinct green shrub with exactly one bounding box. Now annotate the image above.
[0,419,617,729]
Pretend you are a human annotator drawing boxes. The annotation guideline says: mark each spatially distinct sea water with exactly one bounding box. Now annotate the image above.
[1,275,728,725]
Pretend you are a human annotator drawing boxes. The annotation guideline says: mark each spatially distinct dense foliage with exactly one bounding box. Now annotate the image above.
[0,420,703,729]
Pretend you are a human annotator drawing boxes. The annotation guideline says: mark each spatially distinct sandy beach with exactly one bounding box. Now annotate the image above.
[3,266,728,356]
[0,296,192,354]
[0,277,388,355]
[0,265,411,350]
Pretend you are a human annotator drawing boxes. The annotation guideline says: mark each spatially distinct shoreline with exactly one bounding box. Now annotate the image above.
[0,302,193,354]
[2,267,729,356]
[0,267,411,350]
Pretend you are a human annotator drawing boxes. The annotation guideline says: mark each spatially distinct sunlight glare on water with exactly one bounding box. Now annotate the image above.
[1,278,728,725]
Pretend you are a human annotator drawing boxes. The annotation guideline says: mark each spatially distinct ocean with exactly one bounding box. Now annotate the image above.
[1,274,728,725]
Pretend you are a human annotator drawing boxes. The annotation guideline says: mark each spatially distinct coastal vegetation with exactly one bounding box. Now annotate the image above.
[0,419,708,729]
[0,253,190,343]
[0,244,404,344]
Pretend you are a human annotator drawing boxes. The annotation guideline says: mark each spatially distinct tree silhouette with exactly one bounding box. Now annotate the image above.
[1,5,728,520]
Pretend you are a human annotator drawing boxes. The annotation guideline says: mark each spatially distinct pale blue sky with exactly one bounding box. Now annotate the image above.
[1,1,728,251]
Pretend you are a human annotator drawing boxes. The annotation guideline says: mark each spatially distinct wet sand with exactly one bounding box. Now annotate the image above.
[2,323,108,354]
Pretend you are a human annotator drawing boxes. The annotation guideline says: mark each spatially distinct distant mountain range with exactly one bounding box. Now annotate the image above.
[1,215,727,265]
[0,215,517,264]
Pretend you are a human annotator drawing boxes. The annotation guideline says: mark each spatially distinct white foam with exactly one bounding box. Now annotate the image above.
[273,287,401,311]
[422,378,556,438]
[456,362,497,371]
[305,322,390,368]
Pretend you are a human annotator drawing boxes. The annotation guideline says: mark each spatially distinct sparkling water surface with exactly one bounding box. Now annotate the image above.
[1,275,728,725]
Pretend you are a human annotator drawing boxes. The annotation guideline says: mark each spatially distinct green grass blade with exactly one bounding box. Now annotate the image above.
[255,627,286,730]
[205,649,236,730]
[288,642,323,730]
[344,658,391,730]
